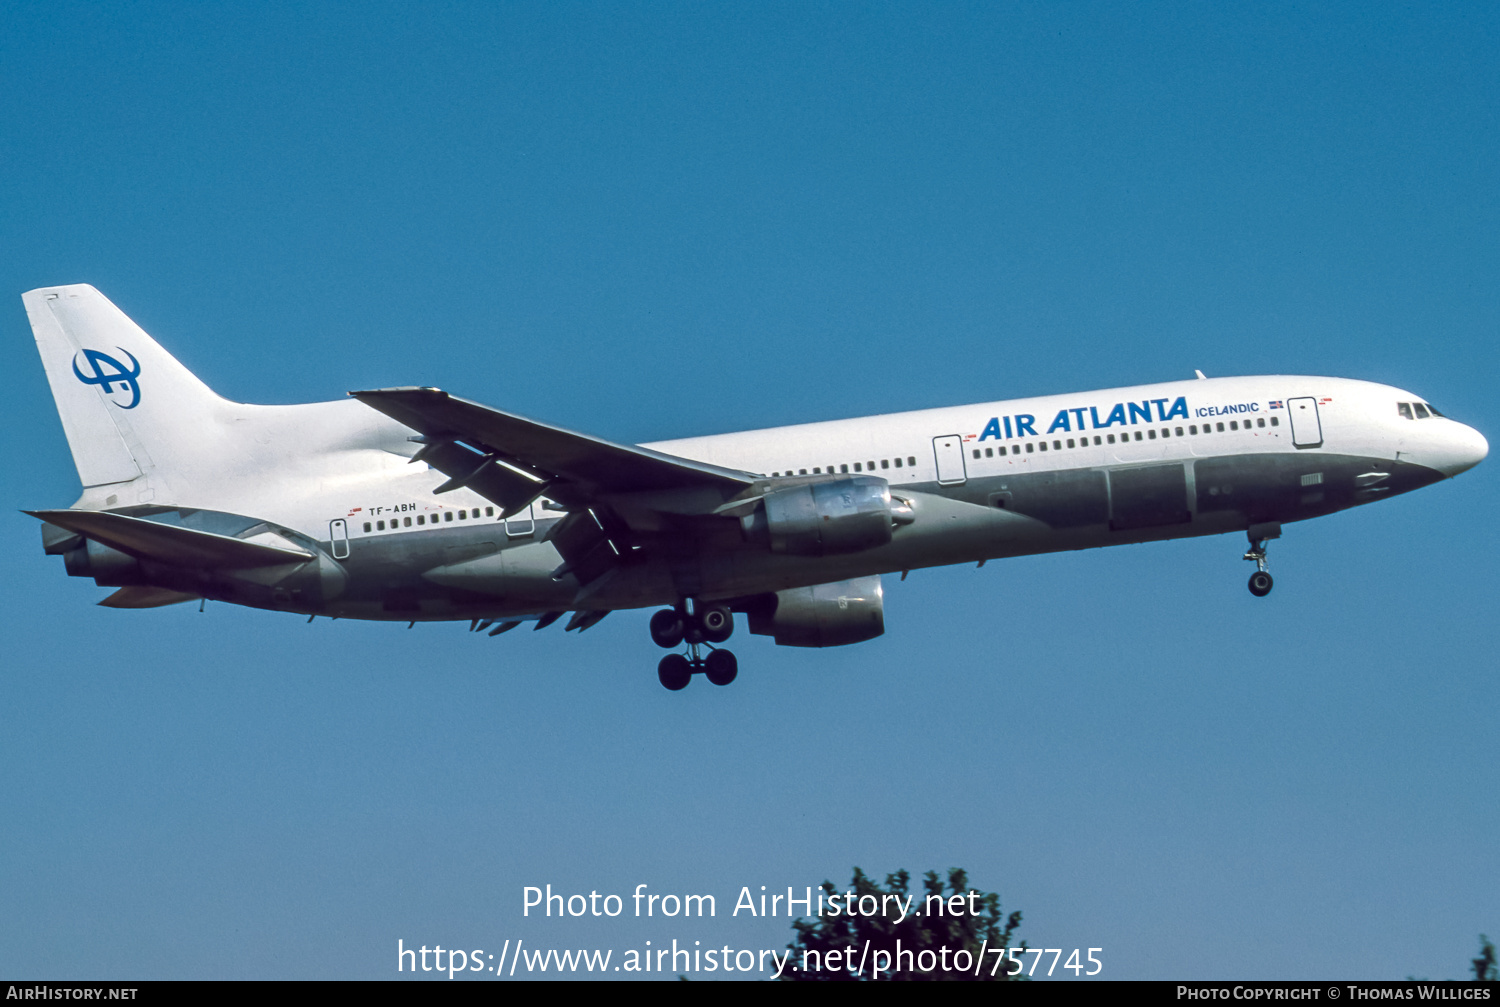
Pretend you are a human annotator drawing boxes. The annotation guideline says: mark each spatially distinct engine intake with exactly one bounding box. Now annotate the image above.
[741,477,911,556]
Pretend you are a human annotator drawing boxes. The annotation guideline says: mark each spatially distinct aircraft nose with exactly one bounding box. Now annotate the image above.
[1438,422,1488,478]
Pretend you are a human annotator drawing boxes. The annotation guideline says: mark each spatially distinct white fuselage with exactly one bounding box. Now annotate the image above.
[27,284,1487,662]
[62,373,1476,621]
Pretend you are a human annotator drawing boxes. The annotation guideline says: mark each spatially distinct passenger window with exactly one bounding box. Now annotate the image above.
[1216,423,1224,432]
[404,516,412,527]
[444,512,453,522]
[1134,431,1143,441]
[1270,417,1279,427]
[799,469,808,475]
[894,458,902,468]
[867,460,875,470]
[377,520,386,530]
[486,507,495,516]
[972,449,981,459]
[1190,425,1198,434]
[1175,427,1184,436]
[813,467,821,474]
[908,457,916,466]
[363,522,372,532]
[880,460,889,469]
[1413,403,1430,419]
[1107,434,1115,444]
[1148,429,1157,440]
[998,446,1007,456]
[416,515,424,525]
[1066,438,1075,448]
[1052,440,1061,450]
[1397,402,1413,420]
[1037,441,1047,451]
[985,447,994,458]
[1256,418,1265,428]
[841,464,849,473]
[1025,443,1035,453]
[853,463,861,472]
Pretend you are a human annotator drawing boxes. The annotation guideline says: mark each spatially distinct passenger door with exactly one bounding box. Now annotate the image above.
[932,435,967,485]
[1286,397,1323,449]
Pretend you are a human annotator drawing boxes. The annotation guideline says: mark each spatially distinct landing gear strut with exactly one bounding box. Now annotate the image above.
[1243,530,1274,597]
[651,601,738,689]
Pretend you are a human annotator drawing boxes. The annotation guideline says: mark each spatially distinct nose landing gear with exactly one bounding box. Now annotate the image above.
[651,601,738,690]
[1243,522,1280,597]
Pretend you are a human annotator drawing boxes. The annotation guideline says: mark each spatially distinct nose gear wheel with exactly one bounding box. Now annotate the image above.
[1243,531,1274,597]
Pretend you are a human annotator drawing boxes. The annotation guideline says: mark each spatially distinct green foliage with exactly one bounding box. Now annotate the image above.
[781,867,1023,981]
[1474,935,1497,982]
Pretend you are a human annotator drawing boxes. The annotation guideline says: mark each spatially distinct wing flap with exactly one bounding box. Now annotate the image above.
[27,509,315,569]
[411,437,551,515]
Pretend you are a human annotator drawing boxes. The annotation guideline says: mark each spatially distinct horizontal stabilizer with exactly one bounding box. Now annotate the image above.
[26,509,315,569]
[99,586,202,609]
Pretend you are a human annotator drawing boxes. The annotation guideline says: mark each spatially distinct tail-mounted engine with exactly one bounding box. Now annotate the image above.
[740,477,913,556]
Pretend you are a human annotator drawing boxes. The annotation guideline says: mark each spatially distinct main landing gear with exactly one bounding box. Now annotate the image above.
[650,601,738,690]
[1243,526,1276,597]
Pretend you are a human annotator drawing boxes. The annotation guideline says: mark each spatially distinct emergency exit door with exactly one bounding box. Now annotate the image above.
[328,519,349,560]
[505,503,535,538]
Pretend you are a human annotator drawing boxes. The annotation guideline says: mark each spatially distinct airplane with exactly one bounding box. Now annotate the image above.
[24,284,1488,690]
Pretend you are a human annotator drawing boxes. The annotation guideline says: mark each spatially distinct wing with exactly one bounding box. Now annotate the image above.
[350,387,755,511]
[351,387,761,590]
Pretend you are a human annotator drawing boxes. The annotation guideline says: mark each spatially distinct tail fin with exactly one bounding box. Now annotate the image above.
[24,284,228,492]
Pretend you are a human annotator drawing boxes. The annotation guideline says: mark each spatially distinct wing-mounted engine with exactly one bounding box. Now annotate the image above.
[739,477,913,556]
[743,574,885,648]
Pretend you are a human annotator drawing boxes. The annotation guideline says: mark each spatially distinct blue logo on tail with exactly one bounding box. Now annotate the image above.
[72,347,141,409]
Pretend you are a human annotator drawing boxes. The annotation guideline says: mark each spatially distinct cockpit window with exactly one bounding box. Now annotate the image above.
[1425,403,1444,417]
[1413,403,1431,419]
[1397,402,1413,420]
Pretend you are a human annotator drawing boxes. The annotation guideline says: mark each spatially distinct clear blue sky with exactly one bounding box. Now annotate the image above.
[1,2,1495,980]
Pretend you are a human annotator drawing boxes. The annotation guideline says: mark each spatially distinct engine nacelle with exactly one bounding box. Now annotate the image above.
[741,477,909,556]
[746,575,885,648]
[63,539,144,586]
